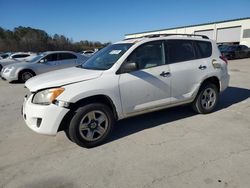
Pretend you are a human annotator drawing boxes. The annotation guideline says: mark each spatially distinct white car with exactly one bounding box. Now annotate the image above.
[1,51,87,82]
[82,49,98,57]
[22,34,230,148]
[0,52,36,70]
[0,52,12,60]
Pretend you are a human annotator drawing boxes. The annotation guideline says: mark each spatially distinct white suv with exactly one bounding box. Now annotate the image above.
[22,34,230,148]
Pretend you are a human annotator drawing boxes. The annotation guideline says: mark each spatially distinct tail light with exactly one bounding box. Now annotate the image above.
[220,55,228,64]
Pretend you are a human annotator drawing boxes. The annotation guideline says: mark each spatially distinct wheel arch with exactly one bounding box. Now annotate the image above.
[200,76,220,92]
[57,94,118,132]
[18,68,36,78]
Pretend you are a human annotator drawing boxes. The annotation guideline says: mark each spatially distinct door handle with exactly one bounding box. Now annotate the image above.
[160,71,171,77]
[198,65,207,70]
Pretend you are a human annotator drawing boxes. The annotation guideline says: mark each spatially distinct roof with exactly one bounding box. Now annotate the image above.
[44,51,76,54]
[125,17,250,36]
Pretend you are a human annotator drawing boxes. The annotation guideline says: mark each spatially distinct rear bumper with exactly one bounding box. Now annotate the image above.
[220,73,230,92]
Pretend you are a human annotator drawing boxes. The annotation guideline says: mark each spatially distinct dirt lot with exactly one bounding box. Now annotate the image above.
[0,58,250,188]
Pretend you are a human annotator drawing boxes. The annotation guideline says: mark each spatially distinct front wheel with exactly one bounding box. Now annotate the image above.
[192,83,219,114]
[18,70,35,83]
[68,103,115,148]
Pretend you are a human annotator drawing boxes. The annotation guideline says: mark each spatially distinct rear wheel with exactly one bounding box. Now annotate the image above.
[192,83,219,114]
[68,103,115,148]
[18,70,35,83]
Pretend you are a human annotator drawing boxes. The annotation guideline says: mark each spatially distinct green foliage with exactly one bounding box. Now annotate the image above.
[0,26,110,52]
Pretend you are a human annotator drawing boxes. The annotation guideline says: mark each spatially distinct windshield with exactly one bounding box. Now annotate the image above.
[26,54,44,63]
[81,43,133,70]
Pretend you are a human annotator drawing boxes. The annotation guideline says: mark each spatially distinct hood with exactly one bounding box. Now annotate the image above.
[25,67,103,92]
[0,59,19,67]
[2,61,30,69]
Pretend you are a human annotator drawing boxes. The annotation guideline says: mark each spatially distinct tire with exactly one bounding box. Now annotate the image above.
[18,70,35,83]
[68,103,115,148]
[192,83,219,114]
[64,129,74,143]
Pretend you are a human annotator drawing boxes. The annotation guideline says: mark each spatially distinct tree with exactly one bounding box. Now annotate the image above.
[0,26,109,52]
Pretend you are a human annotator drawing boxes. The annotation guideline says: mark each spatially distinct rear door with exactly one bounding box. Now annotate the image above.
[57,53,78,68]
[165,39,212,104]
[119,40,171,115]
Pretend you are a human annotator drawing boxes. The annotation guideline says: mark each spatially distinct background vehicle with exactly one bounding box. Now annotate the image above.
[0,52,12,60]
[0,52,36,71]
[220,45,250,59]
[1,51,87,82]
[82,49,98,57]
[218,44,229,52]
[22,34,229,148]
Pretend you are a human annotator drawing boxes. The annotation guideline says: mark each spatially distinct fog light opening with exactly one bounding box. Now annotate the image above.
[36,118,42,128]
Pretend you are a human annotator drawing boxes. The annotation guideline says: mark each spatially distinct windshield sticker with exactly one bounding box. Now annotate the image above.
[109,50,122,55]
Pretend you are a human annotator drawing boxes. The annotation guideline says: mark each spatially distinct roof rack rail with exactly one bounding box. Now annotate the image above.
[124,33,209,40]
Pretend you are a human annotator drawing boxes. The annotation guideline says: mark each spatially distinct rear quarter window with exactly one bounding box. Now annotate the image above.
[195,41,212,58]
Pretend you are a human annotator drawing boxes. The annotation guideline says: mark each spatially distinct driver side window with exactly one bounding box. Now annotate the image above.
[42,54,58,63]
[126,41,165,70]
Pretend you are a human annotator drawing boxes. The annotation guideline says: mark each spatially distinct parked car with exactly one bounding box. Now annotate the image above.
[0,52,12,60]
[82,49,98,57]
[22,34,229,148]
[1,51,87,82]
[220,45,250,59]
[0,52,36,71]
[218,44,229,52]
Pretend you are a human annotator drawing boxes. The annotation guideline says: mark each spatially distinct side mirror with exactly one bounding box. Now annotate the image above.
[120,61,137,74]
[39,59,45,63]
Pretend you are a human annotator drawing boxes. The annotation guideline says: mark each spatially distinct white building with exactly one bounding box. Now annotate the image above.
[125,17,250,47]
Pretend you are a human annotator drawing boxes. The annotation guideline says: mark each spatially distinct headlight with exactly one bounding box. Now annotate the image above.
[32,88,65,105]
[3,66,14,73]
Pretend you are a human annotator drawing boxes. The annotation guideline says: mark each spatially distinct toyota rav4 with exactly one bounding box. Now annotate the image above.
[22,34,230,148]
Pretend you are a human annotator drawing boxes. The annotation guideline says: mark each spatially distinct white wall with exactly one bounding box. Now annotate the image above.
[125,18,250,47]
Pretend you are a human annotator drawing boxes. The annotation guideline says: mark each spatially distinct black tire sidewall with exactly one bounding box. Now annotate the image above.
[68,103,115,148]
[19,70,34,83]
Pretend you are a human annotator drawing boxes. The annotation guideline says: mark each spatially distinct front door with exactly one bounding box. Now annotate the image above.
[119,41,171,116]
[38,53,59,74]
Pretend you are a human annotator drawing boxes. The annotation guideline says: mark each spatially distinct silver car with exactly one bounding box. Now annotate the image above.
[0,52,37,71]
[1,51,87,82]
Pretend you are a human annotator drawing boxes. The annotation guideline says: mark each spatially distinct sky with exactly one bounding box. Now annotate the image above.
[0,0,250,43]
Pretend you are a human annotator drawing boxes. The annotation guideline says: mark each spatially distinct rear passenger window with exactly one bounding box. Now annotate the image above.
[166,40,196,63]
[195,41,212,58]
[58,53,77,60]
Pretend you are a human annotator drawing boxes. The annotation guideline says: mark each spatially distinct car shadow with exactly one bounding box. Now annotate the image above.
[9,80,23,84]
[107,86,250,143]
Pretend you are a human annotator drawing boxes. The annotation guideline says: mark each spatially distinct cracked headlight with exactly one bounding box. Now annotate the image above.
[32,88,65,105]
